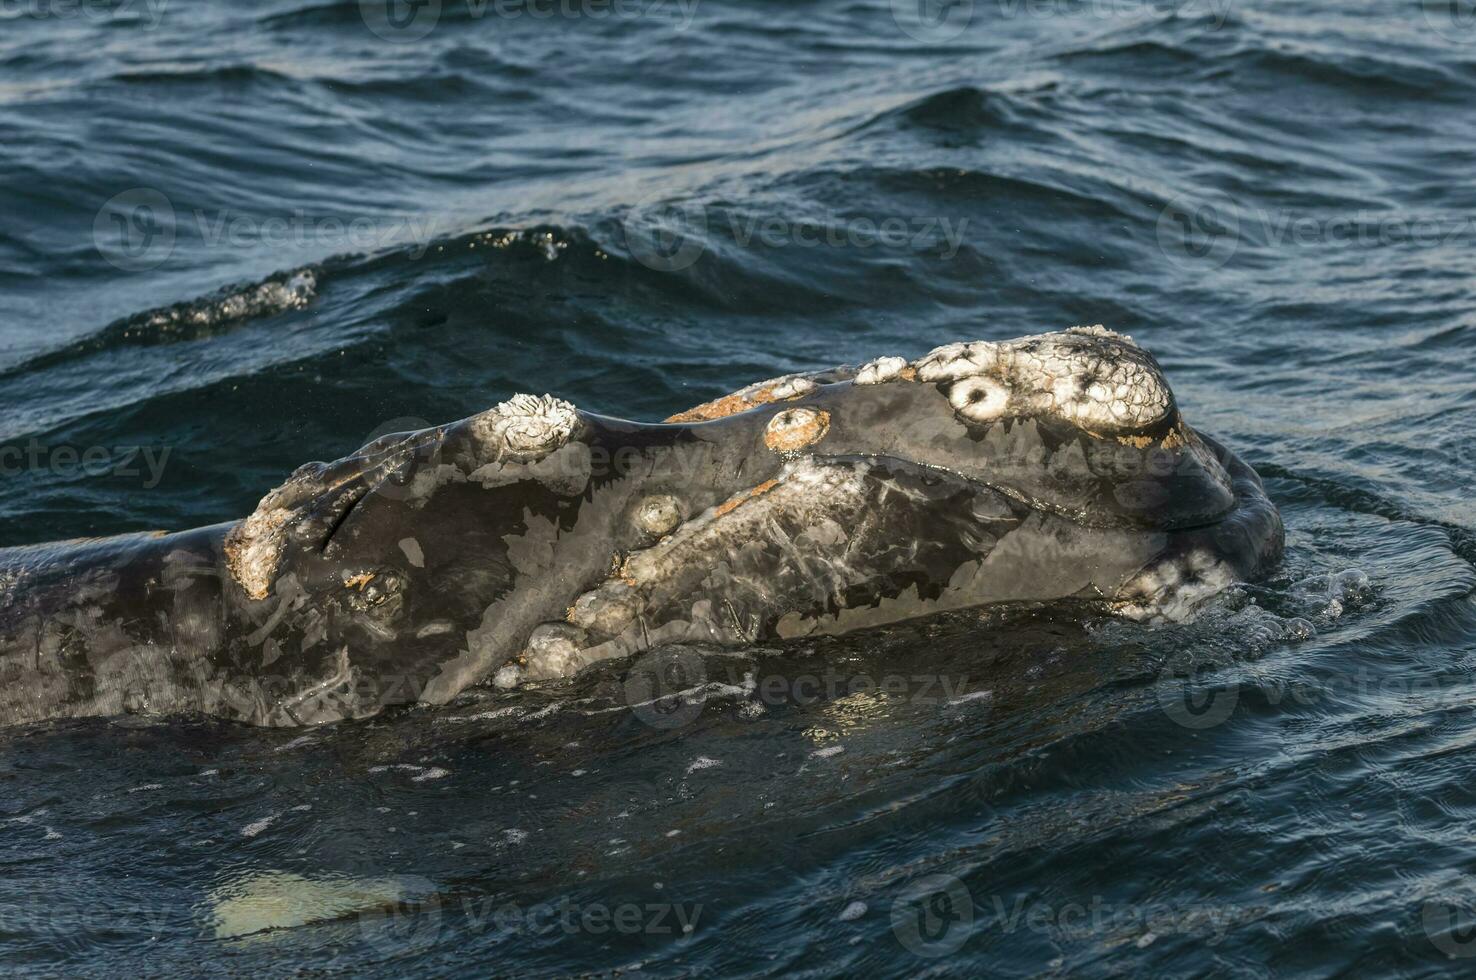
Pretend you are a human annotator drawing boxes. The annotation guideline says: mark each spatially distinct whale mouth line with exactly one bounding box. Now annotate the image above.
[857,455,1238,533]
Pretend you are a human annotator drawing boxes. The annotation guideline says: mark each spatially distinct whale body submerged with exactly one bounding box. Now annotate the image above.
[0,327,1282,728]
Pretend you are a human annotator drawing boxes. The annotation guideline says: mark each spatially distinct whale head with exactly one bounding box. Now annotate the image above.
[215,326,1279,725]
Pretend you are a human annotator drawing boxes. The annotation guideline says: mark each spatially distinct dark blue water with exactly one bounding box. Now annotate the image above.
[4,0,1476,974]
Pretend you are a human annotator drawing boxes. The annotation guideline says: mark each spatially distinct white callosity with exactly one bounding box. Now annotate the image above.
[224,455,375,602]
[913,341,1000,383]
[1065,324,1136,344]
[767,376,819,400]
[912,326,1171,433]
[225,501,294,601]
[854,355,908,385]
[1117,549,1236,623]
[724,373,818,403]
[635,494,684,537]
[471,393,580,460]
[945,375,1011,424]
[520,623,592,681]
[764,407,831,453]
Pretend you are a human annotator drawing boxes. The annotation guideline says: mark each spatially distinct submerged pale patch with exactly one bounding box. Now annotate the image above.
[208,871,423,939]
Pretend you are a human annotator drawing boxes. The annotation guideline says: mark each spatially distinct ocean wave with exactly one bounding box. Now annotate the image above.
[4,267,320,378]
[838,83,1060,146]
[1055,20,1465,97]
[108,64,299,87]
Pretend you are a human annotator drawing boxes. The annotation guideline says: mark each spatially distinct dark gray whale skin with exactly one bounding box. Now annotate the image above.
[0,329,1283,728]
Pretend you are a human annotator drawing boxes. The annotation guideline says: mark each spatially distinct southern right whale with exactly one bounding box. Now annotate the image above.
[0,326,1282,728]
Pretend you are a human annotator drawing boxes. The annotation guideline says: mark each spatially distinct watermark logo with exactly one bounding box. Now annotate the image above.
[193,209,440,258]
[0,440,172,488]
[890,0,974,42]
[1156,196,1476,269]
[888,0,1234,41]
[891,873,974,957]
[980,893,1237,944]
[621,195,970,273]
[1,0,169,27]
[1156,194,1239,270]
[93,190,443,271]
[622,194,709,273]
[94,188,176,272]
[619,656,978,732]
[1425,894,1476,957]
[624,647,709,729]
[358,417,438,503]
[1420,0,1476,43]
[360,0,441,41]
[461,896,703,937]
[359,0,701,42]
[357,875,443,953]
[1153,658,1466,732]
[1156,663,1240,730]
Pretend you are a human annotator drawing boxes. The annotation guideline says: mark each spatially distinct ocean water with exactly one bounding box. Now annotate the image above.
[3,0,1476,975]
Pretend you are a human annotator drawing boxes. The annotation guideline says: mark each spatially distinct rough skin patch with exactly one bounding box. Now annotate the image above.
[764,408,831,453]
[470,393,579,460]
[224,505,292,601]
[665,326,1162,438]
[855,356,907,385]
[558,475,788,640]
[519,623,591,681]
[1116,549,1237,623]
[912,325,1172,435]
[712,479,780,519]
[665,375,818,423]
[634,494,684,537]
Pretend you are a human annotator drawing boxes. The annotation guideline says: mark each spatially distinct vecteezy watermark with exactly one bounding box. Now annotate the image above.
[95,188,176,273]
[355,417,439,503]
[1156,661,1241,730]
[1420,0,1476,43]
[624,647,710,729]
[980,893,1240,946]
[1424,890,1476,958]
[193,209,441,258]
[0,895,179,939]
[888,0,1236,43]
[358,884,702,953]
[1155,194,1239,270]
[93,188,441,272]
[891,873,975,957]
[621,651,978,731]
[359,0,701,43]
[358,875,444,954]
[1156,196,1476,270]
[1156,661,1470,732]
[454,895,703,938]
[0,0,168,27]
[0,440,171,488]
[621,193,709,273]
[889,0,974,43]
[889,880,1249,957]
[621,197,969,273]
